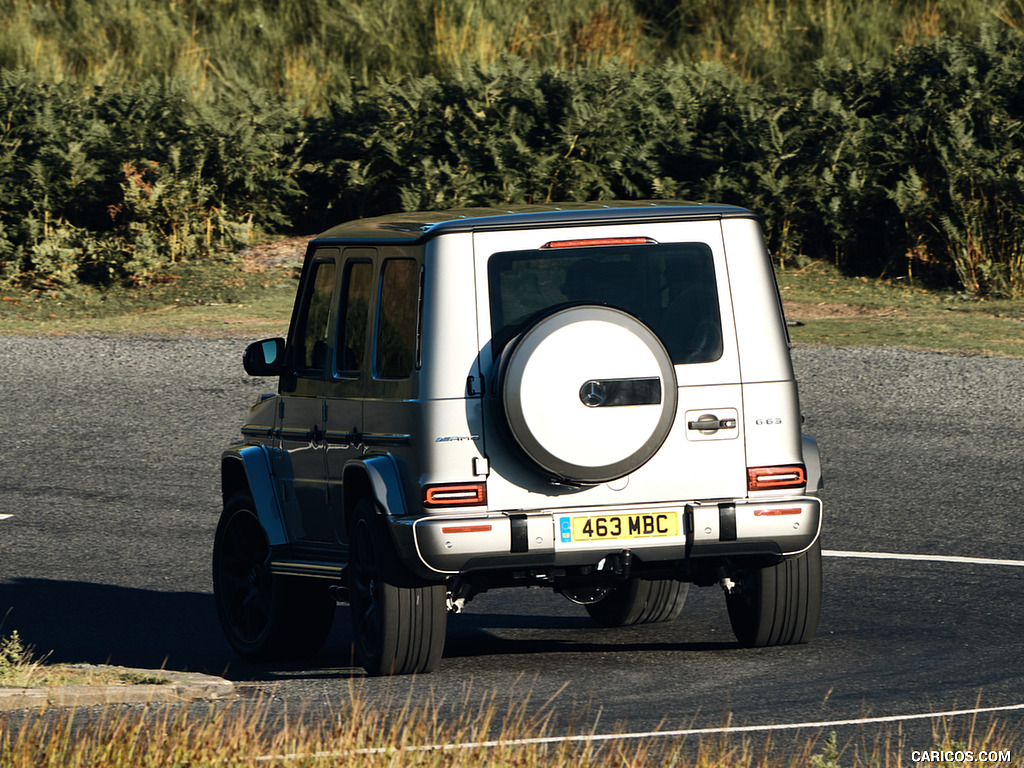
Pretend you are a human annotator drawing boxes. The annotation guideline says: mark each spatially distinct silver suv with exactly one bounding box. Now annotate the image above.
[214,202,824,676]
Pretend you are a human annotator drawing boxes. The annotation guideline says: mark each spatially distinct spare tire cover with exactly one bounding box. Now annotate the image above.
[497,305,678,483]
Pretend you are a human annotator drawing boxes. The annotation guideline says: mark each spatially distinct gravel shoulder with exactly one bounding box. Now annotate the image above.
[0,667,235,711]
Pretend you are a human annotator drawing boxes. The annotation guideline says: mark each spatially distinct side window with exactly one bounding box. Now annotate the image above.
[337,261,373,374]
[295,260,337,373]
[375,258,420,379]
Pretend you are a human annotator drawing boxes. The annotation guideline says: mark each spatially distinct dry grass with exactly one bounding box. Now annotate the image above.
[0,664,167,689]
[1,679,1023,767]
[0,632,166,689]
[2,632,1023,765]
[1,0,1022,111]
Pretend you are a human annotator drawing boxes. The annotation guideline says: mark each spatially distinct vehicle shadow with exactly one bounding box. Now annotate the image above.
[0,578,739,683]
[0,577,242,677]
[0,577,384,682]
[443,611,740,659]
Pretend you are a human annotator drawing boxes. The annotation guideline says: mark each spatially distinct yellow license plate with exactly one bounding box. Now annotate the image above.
[559,512,679,543]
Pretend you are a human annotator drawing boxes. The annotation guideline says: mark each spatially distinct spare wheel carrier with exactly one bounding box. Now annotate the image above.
[496,304,678,484]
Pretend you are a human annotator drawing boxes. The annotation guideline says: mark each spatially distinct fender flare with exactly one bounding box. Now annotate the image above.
[221,444,289,546]
[343,454,434,577]
[801,435,825,494]
[344,454,409,519]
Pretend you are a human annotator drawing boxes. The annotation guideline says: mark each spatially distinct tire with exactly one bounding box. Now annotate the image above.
[726,540,822,647]
[213,492,335,661]
[496,305,678,484]
[585,578,689,627]
[348,498,447,676]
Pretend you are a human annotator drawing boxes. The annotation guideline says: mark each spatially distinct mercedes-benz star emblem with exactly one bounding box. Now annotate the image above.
[579,380,606,407]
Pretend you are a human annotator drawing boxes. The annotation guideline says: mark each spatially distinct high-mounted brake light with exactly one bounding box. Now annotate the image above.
[747,465,806,491]
[541,237,655,249]
[423,483,487,507]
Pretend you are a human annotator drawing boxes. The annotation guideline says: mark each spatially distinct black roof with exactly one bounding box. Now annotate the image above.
[312,201,757,244]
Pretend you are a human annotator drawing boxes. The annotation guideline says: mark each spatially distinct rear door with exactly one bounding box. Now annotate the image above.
[472,219,748,511]
[324,250,375,546]
[359,253,422,473]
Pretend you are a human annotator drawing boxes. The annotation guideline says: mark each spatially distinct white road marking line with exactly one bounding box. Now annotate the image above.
[823,549,1024,568]
[0,514,12,521]
[257,702,1024,761]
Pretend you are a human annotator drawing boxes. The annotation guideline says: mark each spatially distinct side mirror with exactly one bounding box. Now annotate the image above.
[243,338,286,376]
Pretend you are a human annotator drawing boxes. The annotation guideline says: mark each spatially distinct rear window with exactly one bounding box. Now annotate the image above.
[488,242,723,365]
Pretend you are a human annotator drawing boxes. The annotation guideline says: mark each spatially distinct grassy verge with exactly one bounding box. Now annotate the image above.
[0,632,165,689]
[778,261,1024,357]
[0,260,299,339]
[0,684,1021,767]
[3,256,1024,356]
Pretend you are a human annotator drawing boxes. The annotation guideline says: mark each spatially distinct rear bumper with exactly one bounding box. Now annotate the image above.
[395,496,822,576]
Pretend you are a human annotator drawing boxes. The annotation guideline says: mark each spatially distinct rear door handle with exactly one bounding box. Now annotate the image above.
[325,427,362,446]
[687,416,737,431]
[309,425,324,446]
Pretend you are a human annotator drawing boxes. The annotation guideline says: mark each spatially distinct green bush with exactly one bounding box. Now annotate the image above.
[2,28,1024,296]
[300,30,1024,297]
[884,30,1024,295]
[807,28,1024,294]
[0,73,305,285]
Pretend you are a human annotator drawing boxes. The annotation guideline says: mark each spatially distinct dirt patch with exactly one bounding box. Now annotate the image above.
[238,236,313,273]
[783,301,898,321]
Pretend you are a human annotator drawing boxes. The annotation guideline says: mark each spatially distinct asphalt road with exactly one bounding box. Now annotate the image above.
[1,337,1022,753]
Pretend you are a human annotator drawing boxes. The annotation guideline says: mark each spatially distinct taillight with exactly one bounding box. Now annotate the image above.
[747,465,806,491]
[541,237,655,249]
[422,483,487,507]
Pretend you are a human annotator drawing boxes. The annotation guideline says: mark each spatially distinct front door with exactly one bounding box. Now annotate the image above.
[277,251,338,543]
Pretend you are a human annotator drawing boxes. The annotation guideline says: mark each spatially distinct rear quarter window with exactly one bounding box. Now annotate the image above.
[375,258,420,379]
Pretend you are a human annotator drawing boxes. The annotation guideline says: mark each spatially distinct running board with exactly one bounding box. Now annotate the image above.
[270,560,349,602]
[270,560,343,581]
